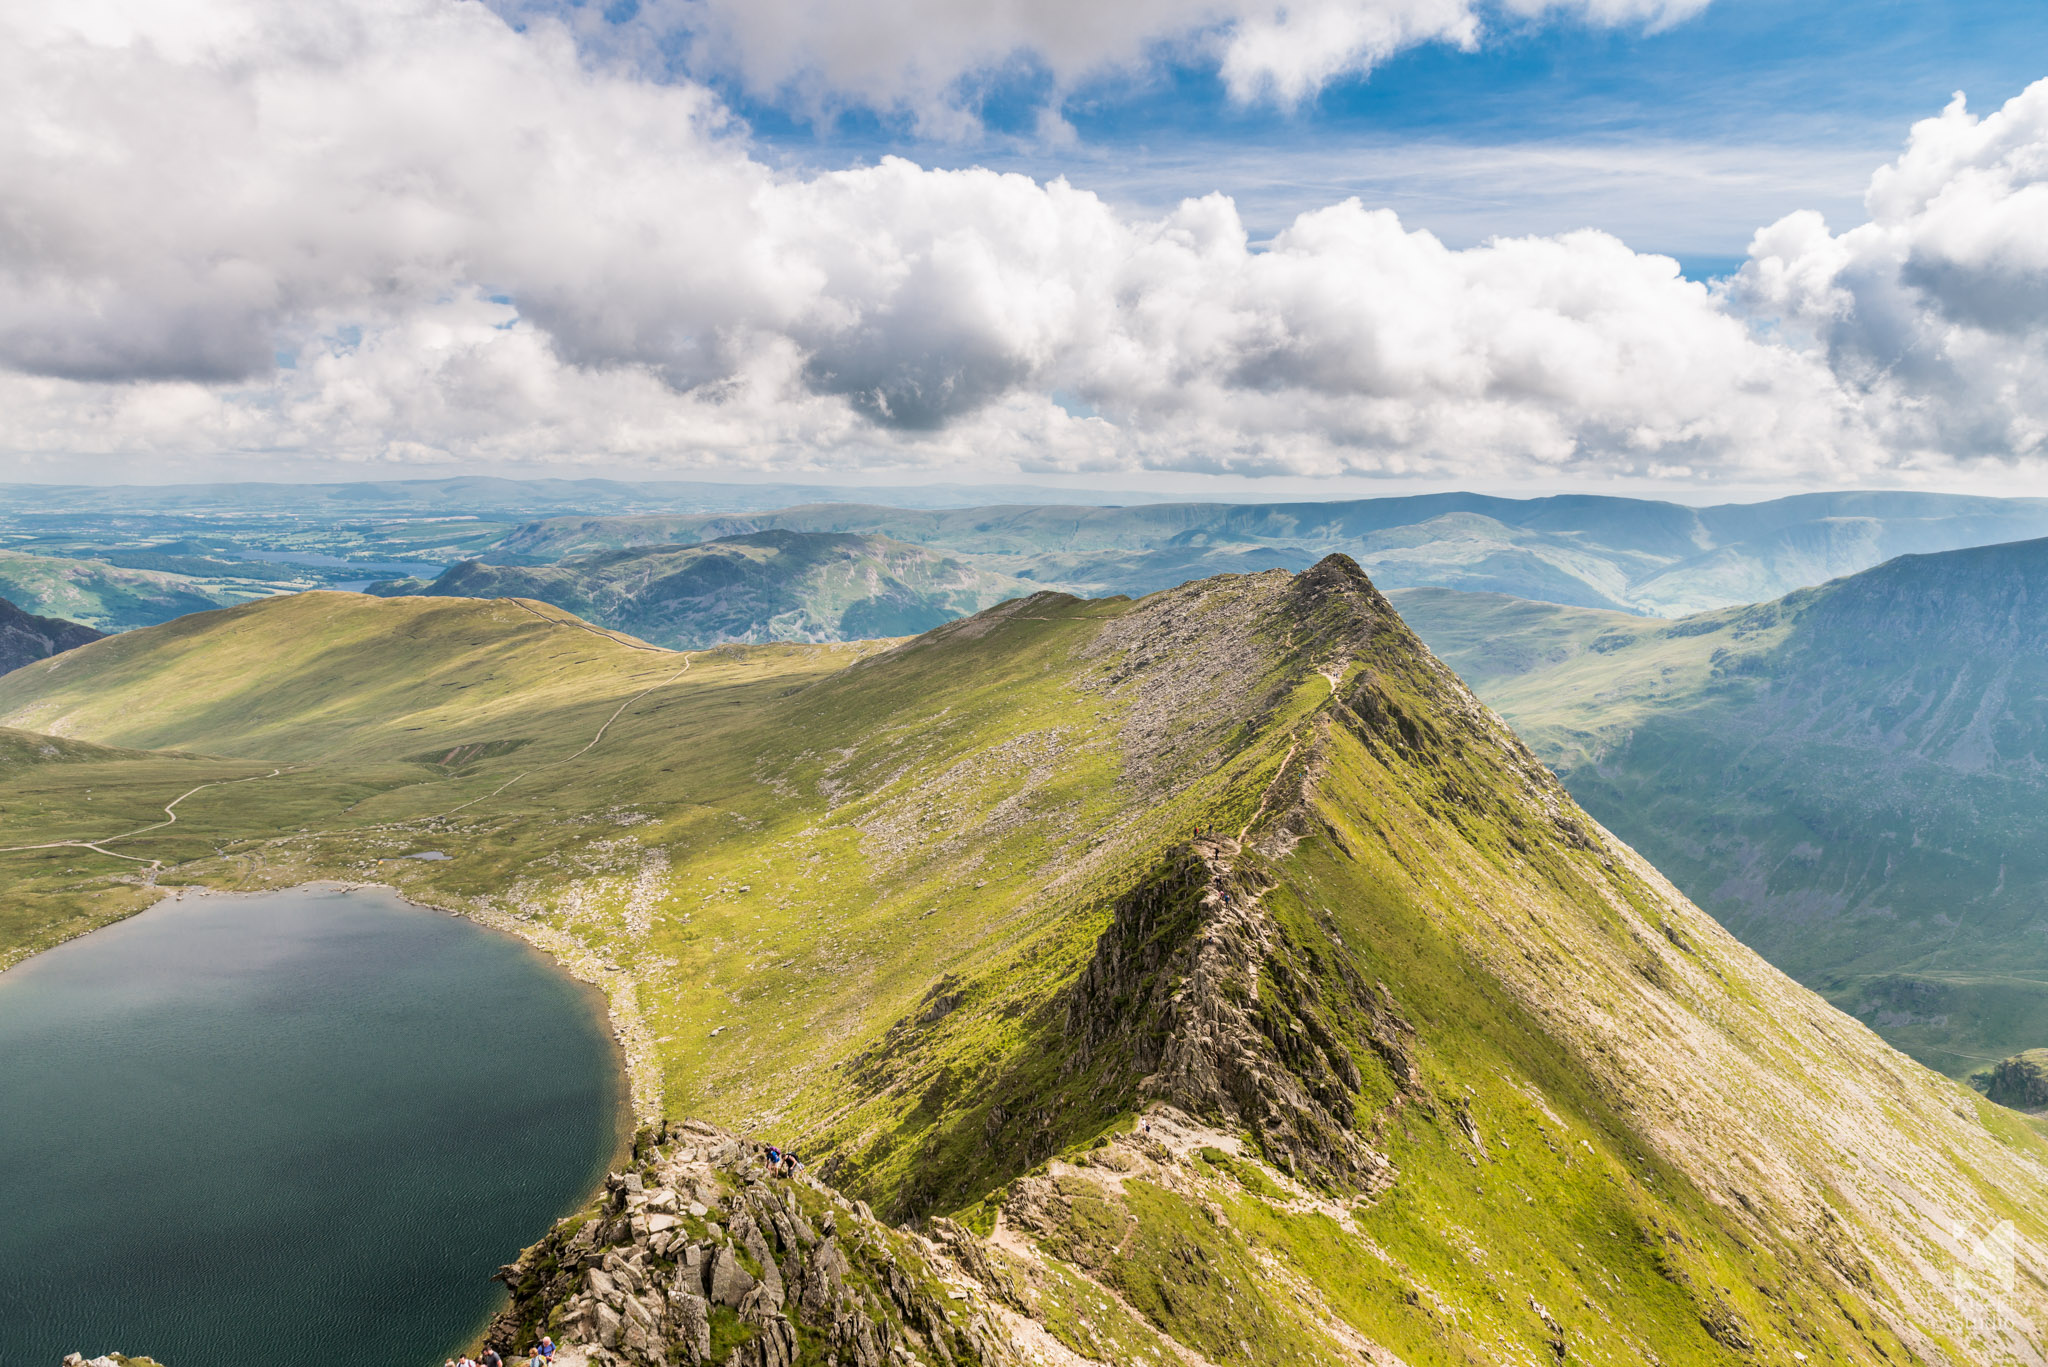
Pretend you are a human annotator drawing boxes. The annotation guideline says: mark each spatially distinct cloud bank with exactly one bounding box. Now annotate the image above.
[494,0,1710,126]
[1,0,2044,486]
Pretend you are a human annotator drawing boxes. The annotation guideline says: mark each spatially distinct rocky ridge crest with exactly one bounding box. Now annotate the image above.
[491,1120,1020,1367]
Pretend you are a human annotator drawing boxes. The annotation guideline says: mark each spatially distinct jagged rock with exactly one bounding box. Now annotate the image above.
[1982,1049,2048,1109]
[1063,836,1404,1188]
[593,1301,624,1349]
[490,1120,1016,1367]
[668,1286,712,1363]
[706,1243,756,1306]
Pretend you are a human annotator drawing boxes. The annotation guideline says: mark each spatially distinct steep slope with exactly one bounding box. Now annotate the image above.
[0,595,101,675]
[1394,539,2048,1078]
[5,564,2048,1364]
[488,490,2048,614]
[368,531,1039,648]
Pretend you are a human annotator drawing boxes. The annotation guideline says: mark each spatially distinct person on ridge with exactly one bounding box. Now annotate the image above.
[765,1144,782,1170]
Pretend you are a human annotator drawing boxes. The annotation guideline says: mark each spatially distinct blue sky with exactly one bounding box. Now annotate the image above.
[709,0,2048,277]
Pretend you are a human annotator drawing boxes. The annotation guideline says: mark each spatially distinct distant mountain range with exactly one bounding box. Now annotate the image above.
[13,486,2048,637]
[486,489,2048,616]
[367,530,1040,649]
[1395,536,2048,1077]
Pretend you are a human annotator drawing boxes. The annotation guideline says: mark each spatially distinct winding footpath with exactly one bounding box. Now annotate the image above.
[0,767,292,880]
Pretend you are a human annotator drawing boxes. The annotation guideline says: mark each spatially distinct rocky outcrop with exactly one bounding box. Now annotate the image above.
[1982,1049,2048,1110]
[489,1120,1019,1367]
[1,596,101,677]
[1064,835,1417,1192]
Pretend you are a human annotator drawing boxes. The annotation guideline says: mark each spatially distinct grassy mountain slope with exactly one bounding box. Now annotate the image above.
[367,531,1039,649]
[0,549,277,631]
[0,595,101,676]
[1393,541,2048,1079]
[4,568,2047,1363]
[489,490,2048,615]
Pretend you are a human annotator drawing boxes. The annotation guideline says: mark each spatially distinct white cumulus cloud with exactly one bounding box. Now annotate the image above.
[0,0,2043,489]
[498,0,1709,126]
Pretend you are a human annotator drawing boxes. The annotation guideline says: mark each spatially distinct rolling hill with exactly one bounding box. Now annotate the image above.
[489,489,2048,615]
[366,530,1041,649]
[4,568,2047,1363]
[0,549,282,632]
[1393,538,2048,1079]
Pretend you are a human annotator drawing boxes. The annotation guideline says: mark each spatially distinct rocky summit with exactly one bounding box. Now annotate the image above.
[489,1119,1012,1367]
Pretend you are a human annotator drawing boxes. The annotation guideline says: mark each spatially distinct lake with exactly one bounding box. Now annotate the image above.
[0,886,625,1367]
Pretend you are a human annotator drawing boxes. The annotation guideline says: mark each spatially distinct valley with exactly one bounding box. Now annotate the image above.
[1393,538,2048,1081]
[6,562,2048,1364]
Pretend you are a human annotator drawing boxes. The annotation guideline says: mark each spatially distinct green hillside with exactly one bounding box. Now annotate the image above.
[0,548,278,632]
[1394,541,2048,1080]
[490,489,2048,614]
[3,569,2045,1364]
[367,530,1039,649]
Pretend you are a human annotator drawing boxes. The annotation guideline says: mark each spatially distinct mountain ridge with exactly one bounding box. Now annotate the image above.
[1392,535,2048,1078]
[4,562,2048,1363]
[367,530,1040,650]
[487,490,2048,617]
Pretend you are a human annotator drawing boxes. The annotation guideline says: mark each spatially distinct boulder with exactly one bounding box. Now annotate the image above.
[707,1244,757,1306]
[594,1301,625,1350]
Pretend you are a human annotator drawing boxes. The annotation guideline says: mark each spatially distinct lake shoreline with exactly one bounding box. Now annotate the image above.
[0,883,631,1367]
[10,871,667,1133]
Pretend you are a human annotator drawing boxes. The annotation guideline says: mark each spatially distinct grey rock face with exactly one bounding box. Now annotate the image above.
[490,1119,996,1367]
[706,1243,756,1306]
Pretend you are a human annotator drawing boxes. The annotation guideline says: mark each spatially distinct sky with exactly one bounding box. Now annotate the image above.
[3,0,2047,497]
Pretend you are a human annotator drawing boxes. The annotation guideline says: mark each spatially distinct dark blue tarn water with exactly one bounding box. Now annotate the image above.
[0,886,624,1367]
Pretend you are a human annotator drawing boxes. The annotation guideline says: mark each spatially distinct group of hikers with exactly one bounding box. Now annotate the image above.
[448,1340,551,1367]
[763,1143,800,1178]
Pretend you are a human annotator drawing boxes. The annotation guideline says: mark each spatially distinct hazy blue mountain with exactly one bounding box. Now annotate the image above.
[368,529,1040,648]
[490,490,2048,615]
[1392,538,2048,1078]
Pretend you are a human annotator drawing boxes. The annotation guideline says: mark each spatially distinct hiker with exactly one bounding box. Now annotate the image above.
[480,1348,502,1367]
[765,1144,782,1170]
[781,1150,798,1178]
[537,1336,555,1363]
